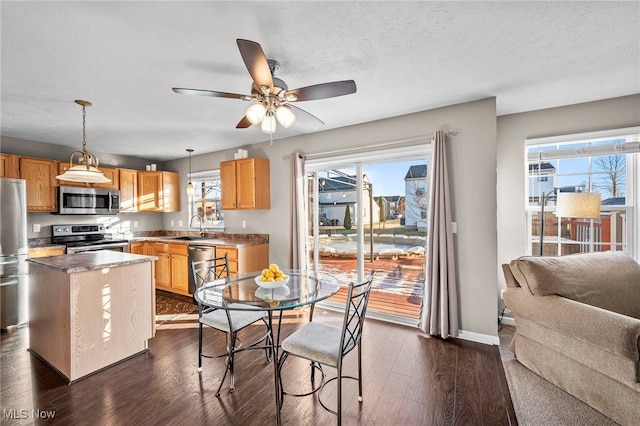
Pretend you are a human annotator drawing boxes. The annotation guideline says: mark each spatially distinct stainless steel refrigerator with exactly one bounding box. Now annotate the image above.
[1,178,28,329]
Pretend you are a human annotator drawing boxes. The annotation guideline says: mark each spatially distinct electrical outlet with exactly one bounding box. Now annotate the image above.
[33,224,41,233]
[133,221,139,228]
[171,220,175,227]
[451,222,458,233]
[242,220,247,228]
[178,220,183,227]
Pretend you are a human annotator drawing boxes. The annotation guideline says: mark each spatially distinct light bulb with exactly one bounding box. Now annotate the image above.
[276,105,296,128]
[246,103,266,125]
[186,182,195,197]
[261,110,277,134]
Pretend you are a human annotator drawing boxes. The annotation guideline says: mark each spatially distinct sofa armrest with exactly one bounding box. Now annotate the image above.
[504,287,640,361]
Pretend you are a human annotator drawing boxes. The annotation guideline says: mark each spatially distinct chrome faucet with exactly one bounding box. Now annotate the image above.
[189,214,205,236]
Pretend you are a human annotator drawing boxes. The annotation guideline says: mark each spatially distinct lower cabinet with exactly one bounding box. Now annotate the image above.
[154,243,189,295]
[134,240,269,296]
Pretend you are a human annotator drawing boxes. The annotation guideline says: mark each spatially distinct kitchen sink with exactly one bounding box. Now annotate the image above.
[169,236,208,241]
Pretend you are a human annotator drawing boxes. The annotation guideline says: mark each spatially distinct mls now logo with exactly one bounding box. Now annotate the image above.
[3,409,56,419]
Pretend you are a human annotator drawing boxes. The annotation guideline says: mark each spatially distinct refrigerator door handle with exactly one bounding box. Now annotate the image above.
[0,278,19,287]
[0,258,19,266]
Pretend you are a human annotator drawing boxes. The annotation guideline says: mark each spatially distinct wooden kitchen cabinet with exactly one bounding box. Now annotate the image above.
[154,243,189,295]
[28,246,66,258]
[119,168,138,212]
[0,153,19,178]
[19,157,58,212]
[220,158,270,210]
[138,171,180,212]
[57,163,119,190]
[216,243,269,274]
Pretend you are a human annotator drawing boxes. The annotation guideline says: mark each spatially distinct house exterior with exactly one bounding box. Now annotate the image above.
[404,164,429,231]
[318,174,379,227]
[528,162,556,204]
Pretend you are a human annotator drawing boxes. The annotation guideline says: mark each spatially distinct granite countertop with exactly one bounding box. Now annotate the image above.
[130,236,267,248]
[26,250,158,274]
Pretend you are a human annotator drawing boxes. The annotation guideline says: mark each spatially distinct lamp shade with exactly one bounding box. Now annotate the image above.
[261,110,277,134]
[556,192,601,219]
[56,164,111,183]
[246,103,267,125]
[275,105,296,128]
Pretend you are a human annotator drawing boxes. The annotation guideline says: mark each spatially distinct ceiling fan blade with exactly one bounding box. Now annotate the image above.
[172,87,250,100]
[236,115,252,129]
[285,80,356,102]
[236,39,274,93]
[289,105,324,130]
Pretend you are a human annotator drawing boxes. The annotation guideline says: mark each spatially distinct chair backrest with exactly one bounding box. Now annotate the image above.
[191,254,229,308]
[339,271,375,357]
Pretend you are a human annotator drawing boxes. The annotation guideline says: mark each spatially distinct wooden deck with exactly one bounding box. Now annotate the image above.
[328,287,422,320]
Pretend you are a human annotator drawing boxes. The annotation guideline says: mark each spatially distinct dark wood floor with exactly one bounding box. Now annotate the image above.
[1,306,516,425]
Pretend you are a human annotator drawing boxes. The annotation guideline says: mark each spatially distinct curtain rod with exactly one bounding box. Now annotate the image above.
[300,130,459,159]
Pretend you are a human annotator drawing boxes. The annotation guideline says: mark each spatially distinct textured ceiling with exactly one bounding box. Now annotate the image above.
[1,1,639,161]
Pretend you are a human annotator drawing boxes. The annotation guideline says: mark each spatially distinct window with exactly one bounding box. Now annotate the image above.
[189,170,224,230]
[526,127,639,257]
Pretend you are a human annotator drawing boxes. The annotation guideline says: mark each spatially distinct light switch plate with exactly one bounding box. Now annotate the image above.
[33,224,41,232]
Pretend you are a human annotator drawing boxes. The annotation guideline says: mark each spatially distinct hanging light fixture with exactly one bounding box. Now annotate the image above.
[186,148,195,197]
[56,100,111,183]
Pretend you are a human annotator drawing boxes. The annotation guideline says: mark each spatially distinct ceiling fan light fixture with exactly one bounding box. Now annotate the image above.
[56,100,111,184]
[246,103,267,125]
[276,105,296,128]
[261,109,277,134]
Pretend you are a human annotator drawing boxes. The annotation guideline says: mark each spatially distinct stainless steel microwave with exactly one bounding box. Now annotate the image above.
[57,186,120,215]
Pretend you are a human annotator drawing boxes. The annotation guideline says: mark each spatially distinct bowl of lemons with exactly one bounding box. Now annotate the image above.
[255,263,289,289]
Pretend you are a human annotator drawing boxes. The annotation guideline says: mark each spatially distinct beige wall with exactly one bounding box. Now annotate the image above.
[496,94,640,292]
[166,97,500,340]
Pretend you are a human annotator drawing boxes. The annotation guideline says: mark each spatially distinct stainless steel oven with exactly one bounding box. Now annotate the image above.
[53,224,129,254]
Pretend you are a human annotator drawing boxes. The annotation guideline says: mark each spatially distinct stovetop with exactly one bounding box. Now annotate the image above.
[52,224,128,247]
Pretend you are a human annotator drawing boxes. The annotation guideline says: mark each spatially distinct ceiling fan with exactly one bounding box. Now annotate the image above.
[172,39,357,134]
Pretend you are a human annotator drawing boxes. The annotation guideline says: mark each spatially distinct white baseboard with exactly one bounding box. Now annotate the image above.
[457,329,500,346]
[501,316,516,326]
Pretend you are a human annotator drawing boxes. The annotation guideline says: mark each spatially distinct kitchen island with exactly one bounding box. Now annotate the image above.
[26,250,157,383]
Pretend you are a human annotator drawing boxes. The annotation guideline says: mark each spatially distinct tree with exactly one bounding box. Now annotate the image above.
[593,155,625,198]
[343,204,352,230]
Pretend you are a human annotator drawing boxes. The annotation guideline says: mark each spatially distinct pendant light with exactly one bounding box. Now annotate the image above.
[186,149,195,197]
[56,100,111,183]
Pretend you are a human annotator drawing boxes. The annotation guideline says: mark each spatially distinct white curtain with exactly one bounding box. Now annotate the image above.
[420,130,459,338]
[289,153,308,270]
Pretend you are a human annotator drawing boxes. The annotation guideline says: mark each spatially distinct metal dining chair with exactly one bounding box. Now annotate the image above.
[278,271,375,425]
[191,254,272,396]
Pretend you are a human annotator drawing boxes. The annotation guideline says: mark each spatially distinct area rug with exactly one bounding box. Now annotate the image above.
[499,325,618,426]
[156,294,197,324]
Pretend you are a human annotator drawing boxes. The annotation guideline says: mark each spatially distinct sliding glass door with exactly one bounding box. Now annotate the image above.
[306,146,430,324]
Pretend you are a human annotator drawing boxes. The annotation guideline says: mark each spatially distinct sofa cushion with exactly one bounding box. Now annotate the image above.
[509,251,640,319]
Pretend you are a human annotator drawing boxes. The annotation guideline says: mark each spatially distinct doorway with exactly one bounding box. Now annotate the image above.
[306,148,429,324]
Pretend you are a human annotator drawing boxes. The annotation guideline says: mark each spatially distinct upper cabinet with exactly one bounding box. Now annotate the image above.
[0,154,19,178]
[137,171,180,212]
[220,158,270,210]
[57,163,119,190]
[119,168,138,212]
[19,157,58,212]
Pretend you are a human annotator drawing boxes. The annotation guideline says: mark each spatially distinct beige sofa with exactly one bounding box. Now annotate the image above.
[502,251,640,426]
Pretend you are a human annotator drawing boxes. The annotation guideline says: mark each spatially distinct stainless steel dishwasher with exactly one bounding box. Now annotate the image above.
[188,245,216,294]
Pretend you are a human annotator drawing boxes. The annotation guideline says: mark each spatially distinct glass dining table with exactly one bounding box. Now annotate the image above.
[193,269,341,425]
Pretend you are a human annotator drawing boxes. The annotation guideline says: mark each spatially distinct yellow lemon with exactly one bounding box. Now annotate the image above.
[281,274,288,280]
[275,277,283,281]
[265,270,274,279]
[275,271,283,278]
[269,263,279,273]
[267,277,275,282]
[261,268,270,277]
